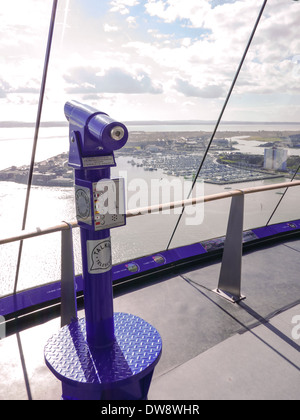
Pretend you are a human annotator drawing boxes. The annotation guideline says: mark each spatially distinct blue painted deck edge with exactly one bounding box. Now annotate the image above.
[1,219,299,317]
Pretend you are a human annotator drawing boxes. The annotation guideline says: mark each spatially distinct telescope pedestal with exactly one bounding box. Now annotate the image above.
[45,312,162,400]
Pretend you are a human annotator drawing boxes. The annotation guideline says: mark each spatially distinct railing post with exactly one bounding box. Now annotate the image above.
[60,222,77,327]
[213,192,246,303]
[0,315,5,340]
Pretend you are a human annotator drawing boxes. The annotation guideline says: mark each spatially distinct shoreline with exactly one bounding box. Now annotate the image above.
[0,152,74,188]
[0,130,299,187]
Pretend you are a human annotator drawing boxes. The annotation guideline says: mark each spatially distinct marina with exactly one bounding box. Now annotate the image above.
[1,132,298,187]
[127,153,284,185]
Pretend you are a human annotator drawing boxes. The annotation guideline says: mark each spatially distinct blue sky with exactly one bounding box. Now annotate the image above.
[0,0,300,122]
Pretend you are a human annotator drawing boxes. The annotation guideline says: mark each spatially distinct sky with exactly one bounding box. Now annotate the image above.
[0,0,300,123]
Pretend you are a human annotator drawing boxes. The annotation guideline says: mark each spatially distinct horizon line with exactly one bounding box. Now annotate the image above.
[1,120,300,128]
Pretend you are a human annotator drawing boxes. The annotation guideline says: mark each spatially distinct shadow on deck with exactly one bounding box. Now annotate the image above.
[0,238,299,400]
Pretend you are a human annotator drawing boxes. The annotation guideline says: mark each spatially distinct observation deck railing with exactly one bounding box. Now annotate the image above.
[1,180,300,246]
[1,180,300,320]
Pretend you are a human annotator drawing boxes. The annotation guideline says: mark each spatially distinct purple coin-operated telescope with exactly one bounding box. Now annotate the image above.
[45,101,162,400]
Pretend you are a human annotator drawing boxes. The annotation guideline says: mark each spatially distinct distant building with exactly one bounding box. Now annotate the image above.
[264,148,288,171]
[215,139,229,148]
[145,145,161,153]
[264,149,273,170]
[288,134,300,148]
[289,134,300,142]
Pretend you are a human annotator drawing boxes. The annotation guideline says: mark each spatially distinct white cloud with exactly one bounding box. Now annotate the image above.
[145,0,211,26]
[112,0,140,5]
[126,16,138,28]
[181,38,192,48]
[104,24,119,32]
[137,0,300,96]
[64,66,163,95]
[1,0,300,122]
[110,0,140,15]
[175,79,225,98]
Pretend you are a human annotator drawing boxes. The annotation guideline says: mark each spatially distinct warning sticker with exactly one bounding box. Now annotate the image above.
[87,238,112,275]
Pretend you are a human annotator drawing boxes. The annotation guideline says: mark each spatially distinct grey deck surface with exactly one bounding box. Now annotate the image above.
[0,239,299,400]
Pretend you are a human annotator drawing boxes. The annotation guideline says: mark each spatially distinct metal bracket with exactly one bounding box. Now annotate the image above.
[213,192,246,303]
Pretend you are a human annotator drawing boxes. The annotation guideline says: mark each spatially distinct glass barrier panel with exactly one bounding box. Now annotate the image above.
[0,1,58,295]
[2,0,300,296]
[167,0,300,249]
[25,0,266,273]
[243,186,287,231]
[17,232,60,292]
[111,153,196,262]
[0,242,19,298]
[169,197,231,250]
[268,184,300,226]
[268,157,300,225]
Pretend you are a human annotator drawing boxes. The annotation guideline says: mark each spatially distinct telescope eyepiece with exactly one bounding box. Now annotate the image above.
[110,126,125,141]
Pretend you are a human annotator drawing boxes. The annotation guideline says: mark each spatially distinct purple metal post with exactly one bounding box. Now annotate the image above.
[66,99,128,349]
[77,167,115,348]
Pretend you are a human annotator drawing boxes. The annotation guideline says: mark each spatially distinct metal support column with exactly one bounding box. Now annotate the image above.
[213,192,246,303]
[60,222,77,328]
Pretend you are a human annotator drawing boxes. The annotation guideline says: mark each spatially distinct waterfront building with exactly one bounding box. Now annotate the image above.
[264,147,288,171]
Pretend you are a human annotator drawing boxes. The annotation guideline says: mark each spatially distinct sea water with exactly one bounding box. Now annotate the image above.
[0,124,299,296]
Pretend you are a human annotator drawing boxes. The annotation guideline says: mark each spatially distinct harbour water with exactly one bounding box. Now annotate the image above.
[0,124,299,297]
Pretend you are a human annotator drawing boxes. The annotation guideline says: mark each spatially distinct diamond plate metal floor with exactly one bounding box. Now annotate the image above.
[0,238,299,400]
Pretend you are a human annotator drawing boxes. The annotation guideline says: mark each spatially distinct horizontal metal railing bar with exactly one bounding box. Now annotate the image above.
[126,179,300,216]
[0,221,79,245]
[0,180,300,245]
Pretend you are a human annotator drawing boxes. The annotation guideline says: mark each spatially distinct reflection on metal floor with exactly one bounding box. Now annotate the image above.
[0,238,299,400]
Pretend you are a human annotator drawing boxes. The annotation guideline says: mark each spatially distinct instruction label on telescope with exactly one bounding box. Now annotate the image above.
[87,238,112,274]
[82,155,116,168]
